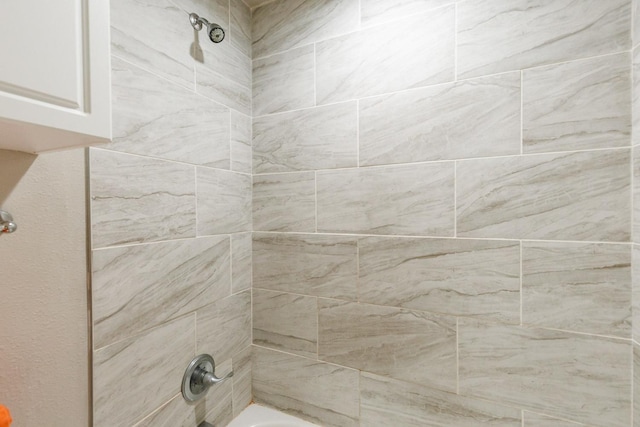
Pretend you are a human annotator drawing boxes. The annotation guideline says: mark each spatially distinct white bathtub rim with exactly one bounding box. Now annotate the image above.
[227,404,320,427]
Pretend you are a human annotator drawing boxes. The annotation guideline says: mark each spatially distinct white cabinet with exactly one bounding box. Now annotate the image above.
[0,0,111,153]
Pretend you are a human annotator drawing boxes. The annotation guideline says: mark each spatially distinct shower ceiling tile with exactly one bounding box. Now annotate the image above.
[458,320,632,427]
[522,241,631,337]
[93,315,195,427]
[252,45,315,116]
[359,72,521,166]
[457,0,631,79]
[318,300,457,392]
[253,289,318,358]
[90,149,197,248]
[109,57,231,169]
[196,167,252,235]
[92,235,231,349]
[358,237,520,323]
[252,0,359,59]
[252,172,316,232]
[316,163,455,236]
[456,149,631,241]
[252,232,358,300]
[316,5,455,104]
[361,372,522,426]
[252,346,360,427]
[253,102,357,173]
[523,53,631,154]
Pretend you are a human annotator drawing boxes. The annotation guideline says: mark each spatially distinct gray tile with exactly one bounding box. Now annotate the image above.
[196,291,251,364]
[316,6,455,104]
[253,102,358,173]
[456,150,631,241]
[635,0,640,47]
[523,53,631,154]
[93,316,195,427]
[635,147,640,244]
[253,233,358,300]
[361,372,522,427]
[109,57,230,169]
[359,72,521,166]
[459,320,632,427]
[359,237,520,322]
[230,0,251,57]
[252,0,359,58]
[252,45,315,116]
[172,0,229,31]
[196,167,251,235]
[253,172,315,232]
[360,0,454,27]
[232,346,252,417]
[196,63,252,115]
[199,31,251,91]
[522,241,631,337]
[90,149,196,248]
[252,346,360,427]
[523,412,585,427]
[110,0,193,88]
[317,163,455,236]
[633,245,640,343]
[231,110,252,174]
[253,289,317,358]
[318,300,457,392]
[634,47,640,147]
[92,236,231,349]
[232,233,252,294]
[457,0,631,79]
[635,344,640,427]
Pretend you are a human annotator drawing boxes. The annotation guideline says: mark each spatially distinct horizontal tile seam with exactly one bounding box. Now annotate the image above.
[91,232,247,251]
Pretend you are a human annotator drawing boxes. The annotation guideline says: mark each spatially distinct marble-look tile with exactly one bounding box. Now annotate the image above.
[232,346,252,417]
[318,300,457,392]
[92,236,231,349]
[317,163,455,236]
[635,0,640,47]
[359,72,521,166]
[172,0,229,31]
[196,167,251,235]
[232,233,252,293]
[109,57,230,169]
[635,147,640,244]
[634,344,640,427]
[634,47,640,147]
[93,316,195,427]
[111,0,193,88]
[633,246,640,343]
[252,45,315,116]
[253,102,358,173]
[360,372,522,427]
[252,0,359,59]
[522,241,631,337]
[196,291,251,364]
[231,110,252,174]
[90,149,196,248]
[523,412,585,427]
[360,0,454,27]
[359,237,520,322]
[458,320,632,427]
[523,53,631,154]
[230,0,251,57]
[198,30,251,91]
[457,0,631,79]
[252,172,315,232]
[316,6,455,104]
[456,150,631,241]
[253,233,358,300]
[253,289,318,358]
[252,346,360,427]
[196,63,252,115]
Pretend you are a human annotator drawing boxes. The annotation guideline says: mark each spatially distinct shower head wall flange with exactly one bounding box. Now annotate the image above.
[189,12,225,43]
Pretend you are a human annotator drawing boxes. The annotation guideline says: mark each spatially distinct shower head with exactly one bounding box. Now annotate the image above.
[189,13,225,43]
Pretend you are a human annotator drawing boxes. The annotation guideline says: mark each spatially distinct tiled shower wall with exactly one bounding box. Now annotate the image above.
[251,0,638,426]
[89,0,253,425]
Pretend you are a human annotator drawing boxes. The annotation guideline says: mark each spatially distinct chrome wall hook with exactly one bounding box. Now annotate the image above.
[182,354,233,403]
[0,210,17,234]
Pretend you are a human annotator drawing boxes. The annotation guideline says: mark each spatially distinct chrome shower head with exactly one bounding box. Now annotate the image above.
[189,13,225,43]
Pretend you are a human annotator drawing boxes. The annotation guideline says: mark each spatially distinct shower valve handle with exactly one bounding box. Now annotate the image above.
[182,354,233,402]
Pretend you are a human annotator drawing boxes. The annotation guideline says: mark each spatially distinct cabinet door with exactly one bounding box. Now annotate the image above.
[0,0,111,153]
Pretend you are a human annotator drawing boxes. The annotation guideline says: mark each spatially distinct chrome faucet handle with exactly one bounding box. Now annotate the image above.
[0,210,17,234]
[182,354,233,402]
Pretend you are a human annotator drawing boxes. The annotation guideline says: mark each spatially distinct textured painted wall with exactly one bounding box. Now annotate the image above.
[251,1,635,426]
[89,0,253,425]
